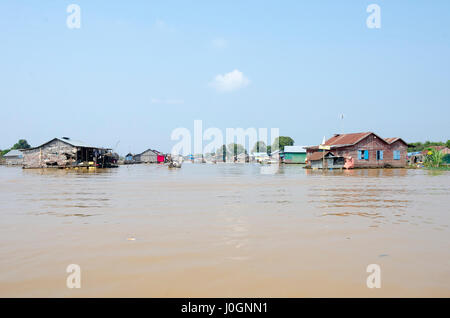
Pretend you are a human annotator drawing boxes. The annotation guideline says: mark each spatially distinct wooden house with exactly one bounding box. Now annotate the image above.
[133,149,163,163]
[250,152,270,163]
[124,153,135,164]
[236,153,249,163]
[270,149,281,161]
[305,132,408,169]
[21,137,116,169]
[307,151,346,169]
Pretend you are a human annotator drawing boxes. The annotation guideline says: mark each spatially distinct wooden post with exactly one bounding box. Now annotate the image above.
[323,150,325,170]
[319,144,330,170]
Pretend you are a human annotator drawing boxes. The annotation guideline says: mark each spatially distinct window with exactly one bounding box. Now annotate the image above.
[393,150,401,160]
[376,150,383,160]
[358,150,369,160]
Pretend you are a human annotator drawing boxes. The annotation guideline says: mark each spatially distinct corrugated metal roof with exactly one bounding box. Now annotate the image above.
[284,146,306,153]
[138,148,162,156]
[23,137,108,151]
[308,151,331,161]
[305,132,404,150]
[384,137,397,143]
[56,137,99,148]
[251,152,269,156]
[3,149,23,157]
[384,137,408,145]
[323,132,372,146]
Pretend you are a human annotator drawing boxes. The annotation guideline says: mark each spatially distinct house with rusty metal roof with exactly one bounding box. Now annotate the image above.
[305,132,408,169]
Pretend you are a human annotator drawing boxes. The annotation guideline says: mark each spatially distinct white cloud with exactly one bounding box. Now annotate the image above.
[211,38,228,49]
[210,69,250,92]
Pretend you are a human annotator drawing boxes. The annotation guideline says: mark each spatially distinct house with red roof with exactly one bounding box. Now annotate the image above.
[304,132,408,169]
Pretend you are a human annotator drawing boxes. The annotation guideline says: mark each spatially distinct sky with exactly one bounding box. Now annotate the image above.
[0,0,449,155]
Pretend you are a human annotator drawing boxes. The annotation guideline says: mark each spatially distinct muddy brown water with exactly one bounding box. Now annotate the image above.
[0,164,449,297]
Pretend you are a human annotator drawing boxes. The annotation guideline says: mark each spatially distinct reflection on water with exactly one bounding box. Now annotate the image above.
[2,165,447,227]
[304,167,408,177]
[0,164,449,297]
[304,168,449,229]
[6,168,116,219]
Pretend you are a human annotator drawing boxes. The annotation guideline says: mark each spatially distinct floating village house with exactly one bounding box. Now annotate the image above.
[3,149,24,165]
[282,146,307,164]
[305,132,408,169]
[133,149,165,163]
[21,137,117,169]
[236,152,250,163]
[268,146,307,164]
[124,153,135,164]
[250,152,270,163]
[270,149,281,161]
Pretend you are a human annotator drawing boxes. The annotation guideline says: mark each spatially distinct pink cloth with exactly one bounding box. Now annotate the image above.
[344,158,354,169]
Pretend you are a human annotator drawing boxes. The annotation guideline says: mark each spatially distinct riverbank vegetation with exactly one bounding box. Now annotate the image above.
[424,150,444,168]
[408,140,450,152]
[421,149,450,171]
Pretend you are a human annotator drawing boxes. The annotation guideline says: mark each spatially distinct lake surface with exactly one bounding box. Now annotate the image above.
[0,164,449,297]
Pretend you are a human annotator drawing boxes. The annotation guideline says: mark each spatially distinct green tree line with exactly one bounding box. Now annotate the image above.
[408,140,450,152]
[215,136,295,157]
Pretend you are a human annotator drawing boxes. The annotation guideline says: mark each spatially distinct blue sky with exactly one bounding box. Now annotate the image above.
[1,0,449,154]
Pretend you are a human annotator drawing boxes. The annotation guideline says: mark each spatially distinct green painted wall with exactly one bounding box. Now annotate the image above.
[283,152,306,164]
[443,154,450,164]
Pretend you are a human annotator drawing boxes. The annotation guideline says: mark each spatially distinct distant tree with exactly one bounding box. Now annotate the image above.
[215,144,228,161]
[271,136,294,152]
[266,145,272,155]
[408,142,423,152]
[252,141,267,153]
[227,143,246,156]
[424,141,444,148]
[408,141,447,152]
[215,144,227,155]
[447,140,450,148]
[0,149,10,157]
[215,143,246,160]
[12,139,31,150]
